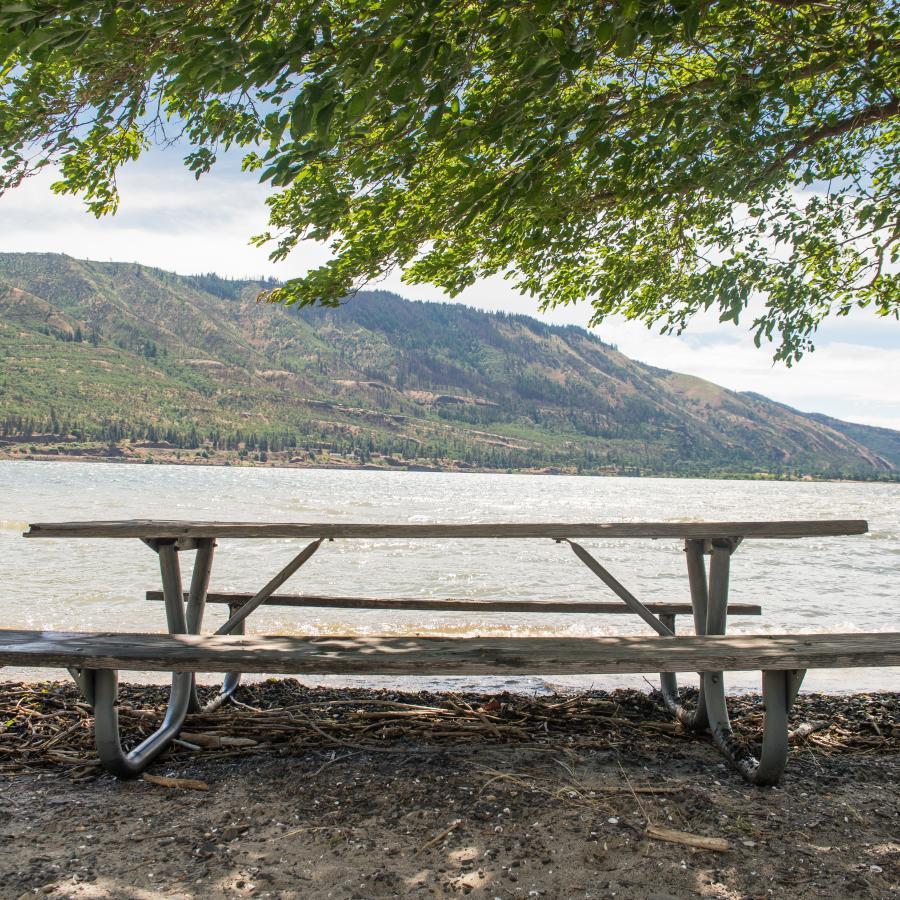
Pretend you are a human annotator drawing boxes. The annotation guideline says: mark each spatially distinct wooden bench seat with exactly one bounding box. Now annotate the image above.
[2,629,896,675]
[144,592,763,617]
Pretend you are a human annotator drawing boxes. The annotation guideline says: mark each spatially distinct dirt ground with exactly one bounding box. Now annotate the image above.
[1,682,898,900]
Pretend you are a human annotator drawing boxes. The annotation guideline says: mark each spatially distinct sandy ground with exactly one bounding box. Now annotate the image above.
[1,683,898,900]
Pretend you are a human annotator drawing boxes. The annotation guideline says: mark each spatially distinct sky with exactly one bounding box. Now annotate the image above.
[2,146,898,431]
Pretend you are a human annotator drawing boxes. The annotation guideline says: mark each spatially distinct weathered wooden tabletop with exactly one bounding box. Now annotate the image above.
[23,519,869,540]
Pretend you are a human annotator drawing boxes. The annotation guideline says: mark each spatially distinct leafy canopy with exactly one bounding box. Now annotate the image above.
[1,0,898,361]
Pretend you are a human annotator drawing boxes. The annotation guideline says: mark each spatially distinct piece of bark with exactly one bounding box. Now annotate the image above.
[788,721,829,743]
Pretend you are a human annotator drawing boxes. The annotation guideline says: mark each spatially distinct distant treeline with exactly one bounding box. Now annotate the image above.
[5,413,896,480]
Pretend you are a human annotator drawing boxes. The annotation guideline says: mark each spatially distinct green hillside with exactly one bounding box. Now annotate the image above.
[0,252,895,479]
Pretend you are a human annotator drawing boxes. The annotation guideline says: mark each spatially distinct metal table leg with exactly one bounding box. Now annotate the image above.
[67,538,219,775]
[704,667,806,785]
[159,537,238,713]
[85,540,196,775]
[660,539,711,731]
[697,539,802,784]
[183,539,215,712]
[91,668,194,778]
[200,605,245,713]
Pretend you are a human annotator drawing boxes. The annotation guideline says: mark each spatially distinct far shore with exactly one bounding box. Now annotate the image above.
[2,444,895,484]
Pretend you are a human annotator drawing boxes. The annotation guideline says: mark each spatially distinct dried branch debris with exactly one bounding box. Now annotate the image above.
[0,680,896,779]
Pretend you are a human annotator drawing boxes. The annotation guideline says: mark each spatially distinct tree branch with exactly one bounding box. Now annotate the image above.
[761,95,900,179]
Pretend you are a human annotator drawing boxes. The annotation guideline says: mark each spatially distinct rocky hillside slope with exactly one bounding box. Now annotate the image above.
[0,252,894,478]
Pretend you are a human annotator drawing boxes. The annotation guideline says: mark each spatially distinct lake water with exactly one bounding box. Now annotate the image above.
[1,461,897,693]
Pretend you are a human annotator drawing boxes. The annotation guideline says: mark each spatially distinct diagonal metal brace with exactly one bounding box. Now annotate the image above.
[564,539,673,636]
[215,538,324,636]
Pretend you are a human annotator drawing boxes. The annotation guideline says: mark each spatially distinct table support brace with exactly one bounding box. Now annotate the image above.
[216,539,324,636]
[564,540,673,637]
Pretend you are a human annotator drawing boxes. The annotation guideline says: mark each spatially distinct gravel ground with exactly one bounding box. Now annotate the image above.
[1,682,897,900]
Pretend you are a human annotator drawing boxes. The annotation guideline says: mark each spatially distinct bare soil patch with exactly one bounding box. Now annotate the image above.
[1,682,897,899]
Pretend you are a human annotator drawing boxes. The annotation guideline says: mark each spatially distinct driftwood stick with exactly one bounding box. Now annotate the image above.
[645,825,730,852]
[142,773,209,791]
[416,819,463,854]
[789,720,829,743]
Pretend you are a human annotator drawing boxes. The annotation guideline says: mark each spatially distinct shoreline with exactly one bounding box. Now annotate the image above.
[2,450,895,484]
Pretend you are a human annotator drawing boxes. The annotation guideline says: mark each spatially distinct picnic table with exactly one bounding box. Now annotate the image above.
[4,517,898,785]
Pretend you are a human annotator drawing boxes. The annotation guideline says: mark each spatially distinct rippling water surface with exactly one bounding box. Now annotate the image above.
[1,461,897,692]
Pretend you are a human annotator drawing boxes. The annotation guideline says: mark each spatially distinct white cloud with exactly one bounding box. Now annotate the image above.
[1,151,898,430]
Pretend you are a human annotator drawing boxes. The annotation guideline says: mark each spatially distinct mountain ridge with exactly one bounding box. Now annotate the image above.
[0,251,896,479]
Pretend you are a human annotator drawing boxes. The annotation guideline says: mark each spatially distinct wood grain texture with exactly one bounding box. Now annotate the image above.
[144,592,763,616]
[1,630,896,675]
[23,519,868,540]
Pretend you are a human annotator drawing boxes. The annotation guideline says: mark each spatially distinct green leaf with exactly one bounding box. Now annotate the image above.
[621,0,640,21]
[315,102,336,136]
[615,24,637,56]
[290,100,313,139]
[683,5,701,41]
[545,26,567,54]
[424,104,445,136]
[595,19,615,43]
[387,82,407,104]
[101,13,117,39]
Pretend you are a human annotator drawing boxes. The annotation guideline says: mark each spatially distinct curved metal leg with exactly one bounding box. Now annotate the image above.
[659,613,698,725]
[202,670,243,713]
[661,541,713,731]
[156,539,234,713]
[67,666,95,705]
[660,619,710,731]
[704,668,805,785]
[200,606,244,713]
[92,669,193,778]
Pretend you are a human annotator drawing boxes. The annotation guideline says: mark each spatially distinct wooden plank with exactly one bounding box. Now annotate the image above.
[144,592,763,617]
[1,630,896,675]
[23,519,869,540]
